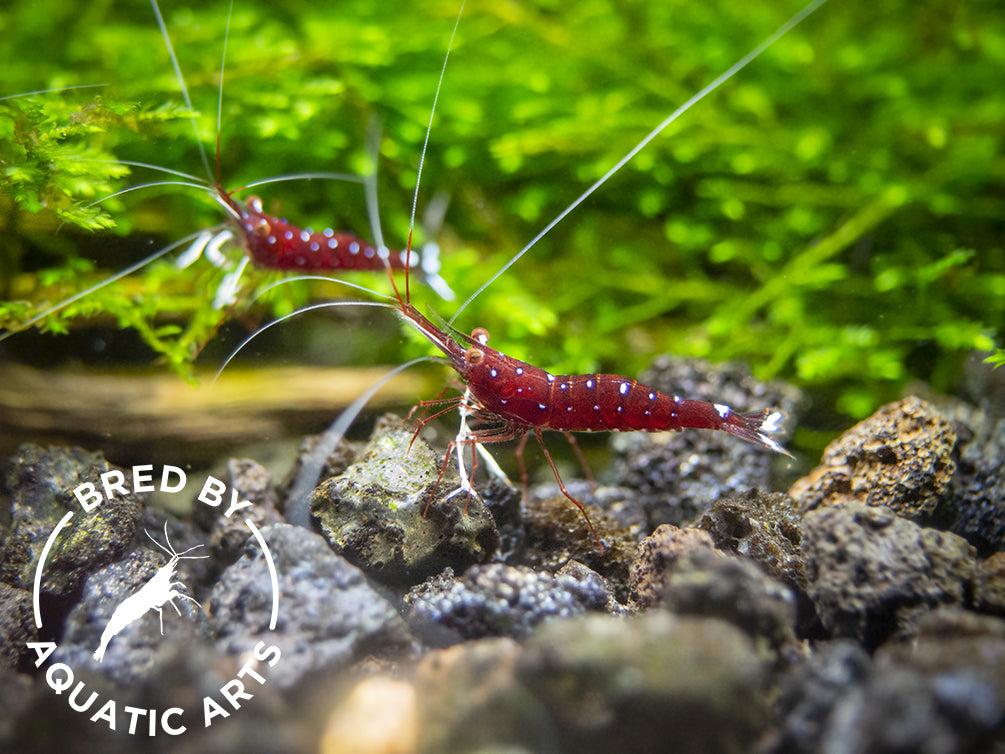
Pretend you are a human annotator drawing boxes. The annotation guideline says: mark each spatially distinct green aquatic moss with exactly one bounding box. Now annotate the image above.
[0,0,1002,432]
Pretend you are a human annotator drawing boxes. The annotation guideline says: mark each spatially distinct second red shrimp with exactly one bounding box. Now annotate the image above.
[0,0,452,346]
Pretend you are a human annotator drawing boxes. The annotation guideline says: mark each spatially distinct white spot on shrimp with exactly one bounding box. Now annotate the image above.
[323,228,334,238]
[714,403,731,419]
[586,379,595,388]
[619,383,629,395]
[516,367,523,375]
[649,392,656,401]
[762,412,783,433]
[500,399,508,405]
[567,407,573,412]
[517,388,523,393]
[300,230,310,242]
[759,434,785,453]
[310,242,319,251]
[617,406,623,412]
[538,403,546,410]
[284,230,294,241]
[594,405,599,411]
[350,241,360,254]
[364,246,375,258]
[490,368,498,378]
[560,383,569,391]
[267,236,276,245]
[328,238,338,249]
[673,395,682,403]
[546,374,555,383]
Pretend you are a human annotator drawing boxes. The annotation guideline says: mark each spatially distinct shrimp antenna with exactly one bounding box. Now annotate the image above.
[0,84,108,101]
[449,0,829,324]
[363,118,387,255]
[149,0,215,183]
[211,300,399,385]
[0,231,208,343]
[404,0,466,306]
[284,355,438,526]
[215,0,236,187]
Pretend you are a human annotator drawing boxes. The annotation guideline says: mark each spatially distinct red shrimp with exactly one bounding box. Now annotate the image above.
[142,0,450,296]
[0,1,450,344]
[215,194,405,272]
[398,304,789,548]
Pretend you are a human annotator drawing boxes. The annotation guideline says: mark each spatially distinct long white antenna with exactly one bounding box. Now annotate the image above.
[149,0,215,182]
[450,0,829,324]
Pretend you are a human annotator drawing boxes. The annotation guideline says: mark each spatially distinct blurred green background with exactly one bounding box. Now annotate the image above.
[1,0,1003,454]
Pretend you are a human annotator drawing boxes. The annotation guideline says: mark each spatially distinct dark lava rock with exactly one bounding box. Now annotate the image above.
[698,489,805,592]
[770,611,1005,754]
[659,547,798,651]
[975,551,1005,615]
[612,356,802,529]
[876,608,1005,691]
[556,559,627,617]
[771,650,1001,754]
[522,481,640,597]
[196,458,284,564]
[0,582,36,669]
[819,667,1002,754]
[629,525,796,650]
[55,543,212,686]
[280,429,362,527]
[0,664,34,742]
[477,477,525,562]
[284,431,360,496]
[518,611,770,754]
[767,640,874,754]
[210,524,413,691]
[311,415,498,586]
[949,410,1005,555]
[790,397,958,526]
[629,524,718,608]
[404,562,611,643]
[0,444,144,598]
[874,608,1005,749]
[802,503,976,648]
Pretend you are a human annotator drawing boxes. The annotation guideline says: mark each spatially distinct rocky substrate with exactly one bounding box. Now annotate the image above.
[0,367,1003,753]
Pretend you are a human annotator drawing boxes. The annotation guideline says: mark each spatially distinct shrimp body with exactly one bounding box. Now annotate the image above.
[404,306,787,454]
[219,194,412,272]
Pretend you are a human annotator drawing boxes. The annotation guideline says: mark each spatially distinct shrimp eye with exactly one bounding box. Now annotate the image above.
[465,347,484,365]
[471,327,490,345]
[252,217,271,237]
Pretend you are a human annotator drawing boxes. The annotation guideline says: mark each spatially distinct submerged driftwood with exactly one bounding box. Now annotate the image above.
[0,362,432,463]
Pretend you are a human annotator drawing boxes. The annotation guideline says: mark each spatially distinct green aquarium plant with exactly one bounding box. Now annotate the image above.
[0,0,1002,439]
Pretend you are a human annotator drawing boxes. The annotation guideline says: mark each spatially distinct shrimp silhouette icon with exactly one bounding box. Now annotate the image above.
[93,524,209,663]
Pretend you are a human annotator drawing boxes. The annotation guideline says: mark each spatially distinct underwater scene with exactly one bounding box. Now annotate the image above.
[1,0,1003,751]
